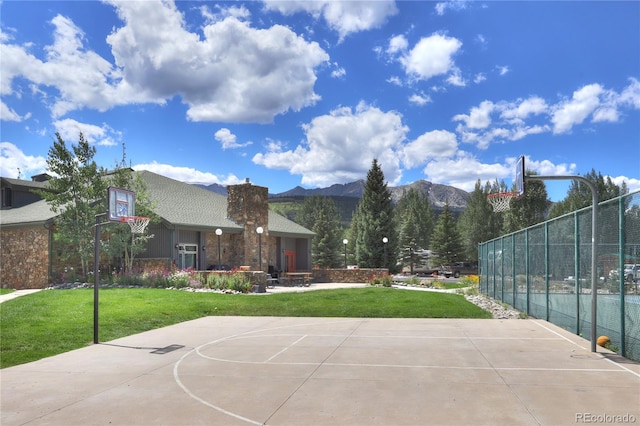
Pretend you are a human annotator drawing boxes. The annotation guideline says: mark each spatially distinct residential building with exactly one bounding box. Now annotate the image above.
[0,171,314,289]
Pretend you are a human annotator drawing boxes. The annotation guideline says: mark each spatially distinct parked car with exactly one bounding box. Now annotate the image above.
[439,261,478,278]
[609,264,640,282]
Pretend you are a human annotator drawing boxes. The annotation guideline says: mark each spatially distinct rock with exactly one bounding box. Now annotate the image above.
[464,294,524,319]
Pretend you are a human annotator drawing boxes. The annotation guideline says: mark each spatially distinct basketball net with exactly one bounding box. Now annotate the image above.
[120,216,150,234]
[487,192,518,212]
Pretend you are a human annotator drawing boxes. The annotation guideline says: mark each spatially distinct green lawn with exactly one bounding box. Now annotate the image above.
[0,287,490,368]
[0,289,15,295]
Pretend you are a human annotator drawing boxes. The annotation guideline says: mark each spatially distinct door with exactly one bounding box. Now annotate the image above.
[284,250,296,272]
[178,244,198,270]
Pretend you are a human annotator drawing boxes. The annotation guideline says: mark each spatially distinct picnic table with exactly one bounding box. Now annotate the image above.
[282,272,313,287]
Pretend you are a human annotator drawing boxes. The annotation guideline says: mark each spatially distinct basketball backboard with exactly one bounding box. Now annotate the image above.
[515,155,525,197]
[107,187,135,222]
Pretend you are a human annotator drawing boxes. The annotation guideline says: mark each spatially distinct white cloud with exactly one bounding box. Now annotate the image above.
[1,1,329,124]
[1,101,22,122]
[501,97,547,125]
[253,102,407,187]
[446,68,466,87]
[453,101,494,129]
[106,1,329,123]
[53,118,120,147]
[330,63,346,78]
[408,92,431,106]
[619,77,640,109]
[387,76,403,86]
[423,153,511,191]
[435,1,469,16]
[133,162,243,186]
[551,84,603,134]
[521,157,577,176]
[387,34,408,55]
[399,34,462,82]
[0,142,47,178]
[496,65,510,76]
[610,175,640,194]
[451,79,640,149]
[214,128,252,150]
[420,154,578,193]
[402,130,458,168]
[263,0,398,41]
[473,73,486,84]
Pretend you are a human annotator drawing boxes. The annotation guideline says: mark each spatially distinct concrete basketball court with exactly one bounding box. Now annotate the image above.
[2,315,639,426]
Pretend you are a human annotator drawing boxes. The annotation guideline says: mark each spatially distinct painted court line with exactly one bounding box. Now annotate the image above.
[264,335,307,363]
[532,320,640,378]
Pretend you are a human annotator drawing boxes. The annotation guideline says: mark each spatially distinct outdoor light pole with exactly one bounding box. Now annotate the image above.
[215,228,222,270]
[343,239,348,268]
[256,226,264,272]
[383,237,388,269]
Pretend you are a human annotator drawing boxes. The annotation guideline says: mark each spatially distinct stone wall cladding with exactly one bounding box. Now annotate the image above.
[313,268,389,283]
[1,226,50,289]
[226,182,269,271]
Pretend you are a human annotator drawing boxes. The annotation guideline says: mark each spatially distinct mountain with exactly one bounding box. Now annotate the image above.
[194,182,227,195]
[196,179,469,209]
[272,179,469,209]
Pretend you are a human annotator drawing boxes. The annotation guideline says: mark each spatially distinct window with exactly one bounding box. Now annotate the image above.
[177,244,198,270]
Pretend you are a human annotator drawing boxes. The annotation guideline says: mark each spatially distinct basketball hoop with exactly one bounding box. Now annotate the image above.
[487,192,518,212]
[120,216,150,234]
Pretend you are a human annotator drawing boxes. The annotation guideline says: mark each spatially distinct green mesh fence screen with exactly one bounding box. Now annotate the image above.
[479,191,640,361]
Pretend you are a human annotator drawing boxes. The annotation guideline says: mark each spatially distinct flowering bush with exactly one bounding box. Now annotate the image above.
[459,275,480,295]
[109,267,253,292]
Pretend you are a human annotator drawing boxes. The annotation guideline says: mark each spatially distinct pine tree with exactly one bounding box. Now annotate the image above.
[395,188,434,270]
[297,196,343,268]
[353,159,396,268]
[549,169,627,218]
[458,180,502,261]
[503,171,550,233]
[430,202,463,266]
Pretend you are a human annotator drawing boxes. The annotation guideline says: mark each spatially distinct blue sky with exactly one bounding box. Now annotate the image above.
[1,1,639,201]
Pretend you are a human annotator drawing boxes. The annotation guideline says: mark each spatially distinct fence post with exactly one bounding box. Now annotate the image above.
[501,236,505,302]
[525,229,530,316]
[512,233,516,308]
[545,222,550,321]
[618,196,626,357]
[574,211,580,336]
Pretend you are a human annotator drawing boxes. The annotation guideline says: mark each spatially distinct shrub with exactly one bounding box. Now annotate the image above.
[369,275,393,287]
[458,275,480,295]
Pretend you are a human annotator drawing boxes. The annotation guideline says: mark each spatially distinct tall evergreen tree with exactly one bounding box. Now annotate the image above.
[430,202,463,265]
[503,171,550,233]
[395,188,434,269]
[458,180,501,261]
[38,132,107,279]
[297,196,342,268]
[352,159,396,268]
[549,169,628,218]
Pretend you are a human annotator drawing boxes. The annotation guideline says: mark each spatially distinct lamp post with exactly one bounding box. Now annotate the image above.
[382,237,388,269]
[256,226,264,272]
[343,238,348,269]
[215,228,222,270]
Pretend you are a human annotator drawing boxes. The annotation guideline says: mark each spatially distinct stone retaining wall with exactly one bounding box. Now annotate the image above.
[313,268,389,283]
[1,226,50,289]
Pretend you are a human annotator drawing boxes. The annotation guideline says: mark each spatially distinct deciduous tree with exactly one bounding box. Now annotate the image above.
[38,133,107,279]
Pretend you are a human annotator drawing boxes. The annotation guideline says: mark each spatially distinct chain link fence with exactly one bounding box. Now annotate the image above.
[479,191,640,361]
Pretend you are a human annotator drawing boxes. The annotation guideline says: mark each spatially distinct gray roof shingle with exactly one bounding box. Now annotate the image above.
[1,171,313,238]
